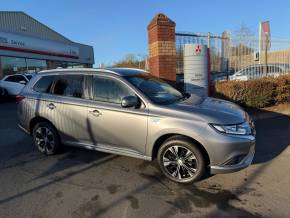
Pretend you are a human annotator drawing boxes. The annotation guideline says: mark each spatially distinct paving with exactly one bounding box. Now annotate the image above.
[0,102,289,218]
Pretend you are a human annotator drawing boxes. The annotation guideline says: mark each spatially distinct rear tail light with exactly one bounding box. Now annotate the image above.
[15,95,25,103]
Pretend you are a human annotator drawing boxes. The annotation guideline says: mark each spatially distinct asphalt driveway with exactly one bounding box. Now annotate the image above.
[0,102,289,218]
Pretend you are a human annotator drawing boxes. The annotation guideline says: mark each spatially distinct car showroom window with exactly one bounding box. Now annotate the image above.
[33,76,56,94]
[52,75,84,98]
[92,76,134,104]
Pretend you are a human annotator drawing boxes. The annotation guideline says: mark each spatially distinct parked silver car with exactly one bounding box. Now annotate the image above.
[17,68,255,183]
[0,73,34,96]
[229,64,287,81]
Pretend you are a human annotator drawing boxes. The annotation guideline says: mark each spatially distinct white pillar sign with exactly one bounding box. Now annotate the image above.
[184,44,208,97]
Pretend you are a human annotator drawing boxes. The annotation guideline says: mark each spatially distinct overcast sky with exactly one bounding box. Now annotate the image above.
[1,0,290,66]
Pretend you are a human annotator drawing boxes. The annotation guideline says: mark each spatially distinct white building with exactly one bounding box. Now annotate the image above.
[0,11,94,78]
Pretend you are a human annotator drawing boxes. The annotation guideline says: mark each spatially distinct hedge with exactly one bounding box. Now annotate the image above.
[213,73,290,108]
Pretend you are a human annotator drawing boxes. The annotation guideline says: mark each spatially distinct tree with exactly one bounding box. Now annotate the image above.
[112,54,146,69]
[228,24,257,71]
[232,24,255,56]
[234,24,255,44]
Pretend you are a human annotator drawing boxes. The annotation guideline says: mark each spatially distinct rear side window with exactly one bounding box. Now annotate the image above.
[4,76,14,82]
[5,75,26,83]
[52,75,84,98]
[34,76,55,93]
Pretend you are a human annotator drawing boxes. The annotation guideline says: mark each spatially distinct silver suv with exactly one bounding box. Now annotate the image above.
[17,68,255,183]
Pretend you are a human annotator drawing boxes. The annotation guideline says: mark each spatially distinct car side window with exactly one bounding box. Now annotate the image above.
[33,76,56,93]
[14,75,26,83]
[52,75,84,98]
[246,67,252,74]
[25,75,32,80]
[4,75,15,82]
[239,69,246,76]
[92,76,134,104]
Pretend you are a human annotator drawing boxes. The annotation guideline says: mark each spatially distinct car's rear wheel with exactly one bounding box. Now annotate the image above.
[157,136,206,184]
[32,122,60,155]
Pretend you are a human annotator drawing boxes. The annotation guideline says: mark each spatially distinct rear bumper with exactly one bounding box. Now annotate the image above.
[210,144,255,174]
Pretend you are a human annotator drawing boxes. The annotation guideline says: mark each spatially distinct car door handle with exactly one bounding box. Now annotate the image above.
[47,103,56,110]
[89,110,102,117]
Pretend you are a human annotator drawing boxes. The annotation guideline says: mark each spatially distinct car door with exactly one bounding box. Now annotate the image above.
[235,69,247,81]
[86,74,148,154]
[43,74,90,144]
[248,66,257,79]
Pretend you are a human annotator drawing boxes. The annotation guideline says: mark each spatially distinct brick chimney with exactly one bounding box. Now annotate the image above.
[147,14,177,82]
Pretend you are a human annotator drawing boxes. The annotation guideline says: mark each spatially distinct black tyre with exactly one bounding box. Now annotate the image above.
[32,122,60,155]
[157,136,206,184]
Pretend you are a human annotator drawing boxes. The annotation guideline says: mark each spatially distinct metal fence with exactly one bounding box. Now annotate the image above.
[176,31,290,82]
[176,32,226,74]
[228,37,290,81]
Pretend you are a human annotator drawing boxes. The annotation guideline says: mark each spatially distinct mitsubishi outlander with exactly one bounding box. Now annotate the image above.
[17,68,255,183]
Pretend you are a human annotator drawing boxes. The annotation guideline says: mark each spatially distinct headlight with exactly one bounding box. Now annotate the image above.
[210,122,251,135]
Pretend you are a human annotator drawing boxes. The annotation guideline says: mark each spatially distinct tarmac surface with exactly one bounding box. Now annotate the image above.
[0,102,289,218]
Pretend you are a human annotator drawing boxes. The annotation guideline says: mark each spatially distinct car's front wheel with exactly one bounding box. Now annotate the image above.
[157,136,206,184]
[32,122,60,155]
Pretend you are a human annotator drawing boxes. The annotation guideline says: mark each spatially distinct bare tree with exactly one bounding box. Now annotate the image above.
[232,23,255,56]
[112,54,146,69]
[234,23,255,44]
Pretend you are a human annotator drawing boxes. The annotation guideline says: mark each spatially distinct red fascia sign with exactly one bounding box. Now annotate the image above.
[0,45,79,59]
[0,31,79,59]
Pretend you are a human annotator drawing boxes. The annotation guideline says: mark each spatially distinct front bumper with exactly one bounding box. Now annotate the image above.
[210,144,255,174]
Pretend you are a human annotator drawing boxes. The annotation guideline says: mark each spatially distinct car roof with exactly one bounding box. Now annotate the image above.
[235,64,285,73]
[4,74,26,78]
[5,73,34,76]
[38,68,147,77]
[243,64,284,68]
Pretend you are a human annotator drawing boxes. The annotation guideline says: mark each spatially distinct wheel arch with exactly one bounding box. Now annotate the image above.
[151,133,210,166]
[29,116,57,135]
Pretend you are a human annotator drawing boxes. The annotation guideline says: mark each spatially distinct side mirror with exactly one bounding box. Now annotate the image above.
[121,96,139,108]
[19,80,27,85]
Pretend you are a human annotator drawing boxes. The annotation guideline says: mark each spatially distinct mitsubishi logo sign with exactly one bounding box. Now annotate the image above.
[184,44,208,97]
[195,45,202,55]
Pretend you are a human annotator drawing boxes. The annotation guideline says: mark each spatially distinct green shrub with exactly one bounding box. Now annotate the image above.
[213,73,290,108]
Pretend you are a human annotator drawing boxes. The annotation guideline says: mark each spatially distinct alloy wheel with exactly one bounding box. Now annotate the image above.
[162,145,198,181]
[35,127,55,153]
